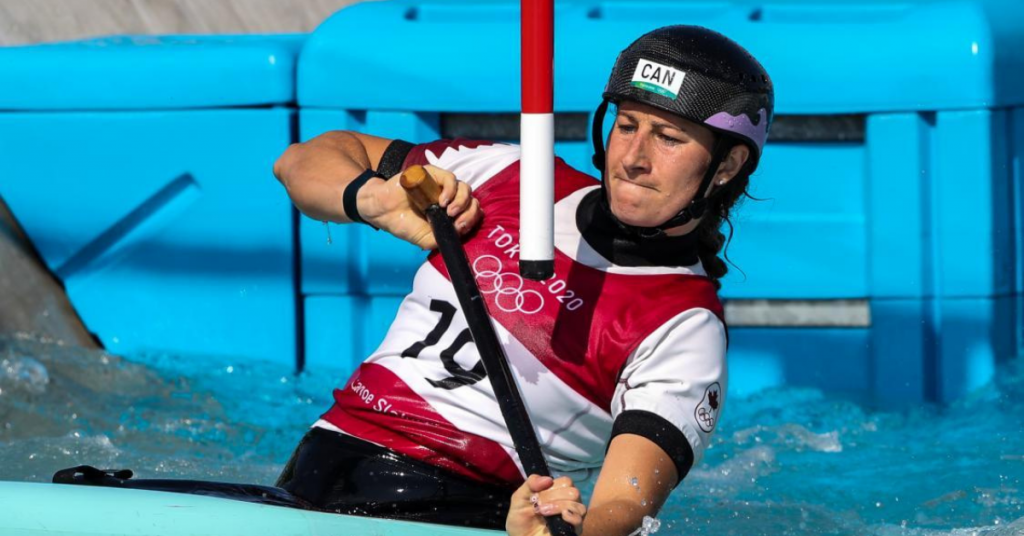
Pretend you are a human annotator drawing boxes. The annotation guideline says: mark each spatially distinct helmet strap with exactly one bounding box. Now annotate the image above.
[591,101,732,239]
[591,98,611,171]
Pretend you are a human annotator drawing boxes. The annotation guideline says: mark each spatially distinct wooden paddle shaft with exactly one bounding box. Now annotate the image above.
[399,165,443,214]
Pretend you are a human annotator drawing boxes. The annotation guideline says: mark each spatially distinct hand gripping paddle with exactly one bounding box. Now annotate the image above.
[400,165,575,536]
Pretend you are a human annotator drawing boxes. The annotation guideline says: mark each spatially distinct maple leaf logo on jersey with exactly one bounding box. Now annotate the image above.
[421,139,500,163]
[695,382,722,433]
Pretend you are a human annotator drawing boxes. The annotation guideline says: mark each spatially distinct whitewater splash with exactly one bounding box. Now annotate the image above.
[0,333,336,484]
[1,333,1021,535]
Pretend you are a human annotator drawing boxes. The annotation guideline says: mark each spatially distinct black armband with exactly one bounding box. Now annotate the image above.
[377,139,415,178]
[342,169,385,229]
[609,410,695,487]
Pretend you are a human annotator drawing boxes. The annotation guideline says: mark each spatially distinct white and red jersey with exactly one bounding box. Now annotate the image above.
[316,140,728,489]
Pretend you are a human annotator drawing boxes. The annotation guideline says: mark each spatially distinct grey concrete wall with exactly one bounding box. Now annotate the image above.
[0,0,367,45]
[0,198,97,346]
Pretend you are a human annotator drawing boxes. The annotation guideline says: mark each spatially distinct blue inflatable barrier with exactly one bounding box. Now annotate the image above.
[297,0,1024,402]
[0,35,305,365]
[1,1,1021,403]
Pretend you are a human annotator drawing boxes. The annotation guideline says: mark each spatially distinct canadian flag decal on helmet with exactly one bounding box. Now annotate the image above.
[631,59,686,99]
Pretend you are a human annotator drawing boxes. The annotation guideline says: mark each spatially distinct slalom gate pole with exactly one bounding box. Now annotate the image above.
[520,0,555,281]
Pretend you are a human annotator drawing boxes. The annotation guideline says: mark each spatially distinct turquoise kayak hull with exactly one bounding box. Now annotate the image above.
[0,481,501,536]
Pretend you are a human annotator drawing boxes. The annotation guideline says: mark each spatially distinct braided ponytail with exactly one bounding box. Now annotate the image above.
[695,169,751,289]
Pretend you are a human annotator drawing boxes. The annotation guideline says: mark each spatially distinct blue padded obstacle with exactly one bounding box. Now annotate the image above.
[1,1,1021,404]
[0,35,305,364]
[298,0,1024,403]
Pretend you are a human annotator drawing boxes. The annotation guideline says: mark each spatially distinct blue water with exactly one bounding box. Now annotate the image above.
[1,333,1021,535]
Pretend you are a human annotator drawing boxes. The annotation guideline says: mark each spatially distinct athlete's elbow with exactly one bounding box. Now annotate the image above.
[273,143,301,184]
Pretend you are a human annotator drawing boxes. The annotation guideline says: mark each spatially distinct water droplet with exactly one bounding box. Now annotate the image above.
[324,221,333,245]
[629,477,639,487]
[1,356,50,394]
[641,516,661,535]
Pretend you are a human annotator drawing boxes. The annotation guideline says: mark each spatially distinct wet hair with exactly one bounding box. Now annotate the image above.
[695,140,752,289]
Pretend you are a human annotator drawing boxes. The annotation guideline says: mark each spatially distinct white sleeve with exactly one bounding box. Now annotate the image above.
[611,307,728,477]
[418,141,521,191]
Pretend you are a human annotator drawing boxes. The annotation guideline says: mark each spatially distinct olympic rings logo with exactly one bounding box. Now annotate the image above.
[472,255,545,315]
[697,408,715,429]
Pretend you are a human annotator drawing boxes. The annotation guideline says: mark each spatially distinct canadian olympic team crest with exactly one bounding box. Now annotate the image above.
[694,382,722,433]
[472,255,545,315]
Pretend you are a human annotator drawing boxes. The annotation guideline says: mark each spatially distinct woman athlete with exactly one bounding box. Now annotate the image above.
[273,25,773,536]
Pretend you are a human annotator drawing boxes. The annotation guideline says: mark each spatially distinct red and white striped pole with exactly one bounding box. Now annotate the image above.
[519,0,555,280]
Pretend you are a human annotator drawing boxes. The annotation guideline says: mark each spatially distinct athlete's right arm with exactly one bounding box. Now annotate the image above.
[272,131,482,249]
[273,131,392,223]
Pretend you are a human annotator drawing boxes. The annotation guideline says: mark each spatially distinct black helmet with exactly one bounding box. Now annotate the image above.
[592,25,774,234]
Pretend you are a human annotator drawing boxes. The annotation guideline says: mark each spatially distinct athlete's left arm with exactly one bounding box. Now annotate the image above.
[583,307,728,536]
[582,435,677,536]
